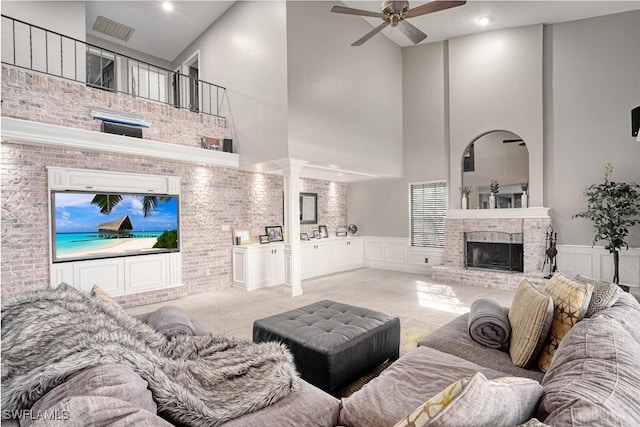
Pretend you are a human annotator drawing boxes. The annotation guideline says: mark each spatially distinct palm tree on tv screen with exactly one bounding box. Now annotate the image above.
[90,194,173,218]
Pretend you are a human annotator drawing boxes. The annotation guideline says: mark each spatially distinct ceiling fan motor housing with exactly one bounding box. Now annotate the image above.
[382,1,409,16]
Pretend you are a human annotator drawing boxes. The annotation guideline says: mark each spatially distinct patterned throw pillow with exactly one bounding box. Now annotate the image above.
[394,373,542,427]
[508,280,554,368]
[91,284,124,311]
[537,273,593,372]
[573,274,622,317]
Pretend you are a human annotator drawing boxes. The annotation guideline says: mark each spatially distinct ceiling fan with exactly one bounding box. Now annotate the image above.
[331,1,466,46]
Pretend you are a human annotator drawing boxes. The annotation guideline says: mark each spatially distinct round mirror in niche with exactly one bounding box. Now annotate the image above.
[461,130,529,209]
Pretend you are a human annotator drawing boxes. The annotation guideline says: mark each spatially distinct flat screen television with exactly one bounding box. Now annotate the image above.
[51,190,180,263]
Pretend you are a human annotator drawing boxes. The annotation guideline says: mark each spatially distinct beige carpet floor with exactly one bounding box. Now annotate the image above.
[128,268,516,355]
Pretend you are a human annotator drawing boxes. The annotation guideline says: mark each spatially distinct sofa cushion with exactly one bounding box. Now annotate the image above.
[537,273,592,372]
[394,372,542,427]
[338,346,513,427]
[573,274,622,317]
[417,314,544,382]
[21,364,162,427]
[221,379,340,427]
[26,396,173,427]
[508,280,554,368]
[538,317,640,426]
[590,292,640,344]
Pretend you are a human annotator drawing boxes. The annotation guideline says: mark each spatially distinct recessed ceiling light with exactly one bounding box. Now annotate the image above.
[162,2,173,12]
[478,16,492,26]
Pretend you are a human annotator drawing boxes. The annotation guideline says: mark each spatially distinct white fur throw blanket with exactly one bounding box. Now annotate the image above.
[1,285,299,426]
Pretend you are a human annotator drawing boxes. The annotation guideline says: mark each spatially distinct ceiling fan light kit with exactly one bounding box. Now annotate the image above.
[331,1,467,46]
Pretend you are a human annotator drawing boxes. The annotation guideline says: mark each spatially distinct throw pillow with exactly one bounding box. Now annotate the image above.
[508,280,554,368]
[573,274,622,317]
[537,273,593,372]
[90,284,124,311]
[394,372,542,427]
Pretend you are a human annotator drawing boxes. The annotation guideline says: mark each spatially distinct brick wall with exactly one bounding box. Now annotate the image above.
[437,215,552,291]
[1,66,348,306]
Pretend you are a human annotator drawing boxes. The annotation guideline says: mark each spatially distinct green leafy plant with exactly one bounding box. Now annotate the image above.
[489,180,499,194]
[573,163,640,285]
[153,230,178,249]
[459,185,472,197]
[520,181,529,192]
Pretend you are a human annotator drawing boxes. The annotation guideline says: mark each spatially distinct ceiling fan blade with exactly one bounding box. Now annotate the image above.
[405,1,466,19]
[398,20,427,44]
[351,21,391,46]
[331,5,385,18]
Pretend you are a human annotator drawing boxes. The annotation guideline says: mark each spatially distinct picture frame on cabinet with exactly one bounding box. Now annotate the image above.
[232,228,252,245]
[313,230,320,239]
[300,232,310,241]
[259,235,270,244]
[265,225,284,242]
[318,225,328,239]
[336,226,348,237]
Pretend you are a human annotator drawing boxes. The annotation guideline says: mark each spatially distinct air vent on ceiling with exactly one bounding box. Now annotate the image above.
[92,16,135,42]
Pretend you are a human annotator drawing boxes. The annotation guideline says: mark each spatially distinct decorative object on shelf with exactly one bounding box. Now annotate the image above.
[520,182,529,208]
[313,230,320,239]
[232,228,252,245]
[200,137,221,150]
[259,235,269,244]
[336,227,348,237]
[573,163,640,288]
[318,225,329,239]
[459,185,472,210]
[489,180,499,209]
[265,225,284,242]
[348,224,358,236]
[542,225,558,279]
[300,232,310,241]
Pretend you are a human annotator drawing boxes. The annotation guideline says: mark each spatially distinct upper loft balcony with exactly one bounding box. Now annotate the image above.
[1,15,227,121]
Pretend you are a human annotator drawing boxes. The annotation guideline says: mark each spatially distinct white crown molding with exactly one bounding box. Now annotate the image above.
[1,117,239,168]
[446,207,550,219]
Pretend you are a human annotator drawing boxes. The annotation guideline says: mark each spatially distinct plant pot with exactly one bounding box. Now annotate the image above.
[489,193,496,209]
[461,194,468,210]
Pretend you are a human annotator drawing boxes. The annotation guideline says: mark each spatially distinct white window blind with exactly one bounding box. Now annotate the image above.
[410,181,447,248]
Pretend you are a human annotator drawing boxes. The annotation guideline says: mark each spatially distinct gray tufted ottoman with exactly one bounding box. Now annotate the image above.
[253,300,400,393]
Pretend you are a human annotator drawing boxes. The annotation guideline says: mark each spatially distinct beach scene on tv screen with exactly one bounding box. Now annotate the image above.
[53,192,179,262]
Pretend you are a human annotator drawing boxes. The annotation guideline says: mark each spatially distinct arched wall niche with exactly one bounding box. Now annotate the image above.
[461,129,529,209]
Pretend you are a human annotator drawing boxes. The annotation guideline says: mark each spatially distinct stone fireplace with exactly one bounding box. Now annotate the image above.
[432,208,551,291]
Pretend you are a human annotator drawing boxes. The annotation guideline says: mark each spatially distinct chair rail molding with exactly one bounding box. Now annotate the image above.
[1,117,239,168]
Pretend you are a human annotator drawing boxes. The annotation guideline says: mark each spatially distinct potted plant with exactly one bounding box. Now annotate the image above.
[459,185,472,209]
[489,180,499,209]
[573,163,640,289]
[520,181,529,208]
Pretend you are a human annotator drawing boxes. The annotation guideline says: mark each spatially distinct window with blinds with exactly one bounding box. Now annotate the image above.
[410,181,448,248]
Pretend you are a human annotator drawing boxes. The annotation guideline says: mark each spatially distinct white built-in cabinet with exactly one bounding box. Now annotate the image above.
[232,244,285,290]
[233,237,363,290]
[48,167,182,296]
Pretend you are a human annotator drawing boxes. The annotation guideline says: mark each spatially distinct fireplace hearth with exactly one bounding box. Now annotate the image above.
[465,232,523,273]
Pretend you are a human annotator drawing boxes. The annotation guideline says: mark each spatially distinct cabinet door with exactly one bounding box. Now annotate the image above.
[332,240,351,271]
[347,238,364,268]
[271,247,285,285]
[249,247,273,289]
[301,244,316,279]
[315,241,334,276]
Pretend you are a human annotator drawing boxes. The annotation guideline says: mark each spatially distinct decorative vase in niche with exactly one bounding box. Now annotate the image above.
[522,191,528,208]
[461,194,468,210]
[489,193,496,209]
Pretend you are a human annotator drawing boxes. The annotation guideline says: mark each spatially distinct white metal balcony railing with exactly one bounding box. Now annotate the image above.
[1,15,226,119]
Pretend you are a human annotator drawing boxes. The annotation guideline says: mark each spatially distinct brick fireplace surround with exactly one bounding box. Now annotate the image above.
[432,208,552,291]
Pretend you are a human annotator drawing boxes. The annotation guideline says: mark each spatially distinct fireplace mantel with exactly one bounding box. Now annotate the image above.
[447,207,550,219]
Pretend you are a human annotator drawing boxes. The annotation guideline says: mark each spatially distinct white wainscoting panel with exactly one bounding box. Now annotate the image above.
[557,245,640,286]
[364,237,444,275]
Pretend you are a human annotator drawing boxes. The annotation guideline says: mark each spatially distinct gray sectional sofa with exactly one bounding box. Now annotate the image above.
[3,290,639,426]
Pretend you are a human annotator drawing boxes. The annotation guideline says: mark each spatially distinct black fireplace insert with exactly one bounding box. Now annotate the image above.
[464,232,523,273]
